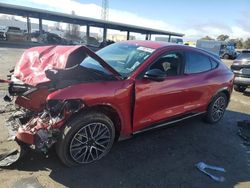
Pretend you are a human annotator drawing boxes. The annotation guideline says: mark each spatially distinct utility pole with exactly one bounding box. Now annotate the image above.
[101,0,109,21]
[101,0,109,43]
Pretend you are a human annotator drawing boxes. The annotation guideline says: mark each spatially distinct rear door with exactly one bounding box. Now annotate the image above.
[180,50,218,113]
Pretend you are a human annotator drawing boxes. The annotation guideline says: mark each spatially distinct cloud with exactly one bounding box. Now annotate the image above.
[235,10,250,36]
[182,22,232,40]
[24,0,177,32]
[28,0,102,19]
[3,0,250,40]
[182,21,250,41]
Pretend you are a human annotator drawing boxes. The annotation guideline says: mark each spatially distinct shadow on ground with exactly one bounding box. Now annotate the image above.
[243,91,250,97]
[4,110,250,188]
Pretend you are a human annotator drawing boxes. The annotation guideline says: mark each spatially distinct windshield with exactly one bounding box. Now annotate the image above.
[80,43,155,77]
[237,51,250,60]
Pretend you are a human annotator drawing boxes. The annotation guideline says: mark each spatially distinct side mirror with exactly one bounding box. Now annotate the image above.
[144,69,166,81]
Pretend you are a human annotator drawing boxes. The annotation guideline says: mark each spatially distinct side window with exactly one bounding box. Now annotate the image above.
[184,52,212,74]
[149,51,184,76]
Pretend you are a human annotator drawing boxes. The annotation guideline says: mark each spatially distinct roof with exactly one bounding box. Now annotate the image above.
[122,40,176,49]
[122,40,221,60]
[0,3,184,37]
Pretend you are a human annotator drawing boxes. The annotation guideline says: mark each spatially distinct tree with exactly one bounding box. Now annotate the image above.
[71,11,80,37]
[243,38,250,49]
[200,36,214,40]
[65,10,81,40]
[54,22,62,30]
[229,38,244,49]
[216,34,229,41]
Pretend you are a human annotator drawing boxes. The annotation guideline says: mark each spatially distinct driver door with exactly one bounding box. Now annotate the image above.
[133,50,189,132]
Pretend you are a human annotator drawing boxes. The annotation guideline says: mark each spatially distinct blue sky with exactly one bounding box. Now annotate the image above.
[78,0,249,27]
[2,0,250,40]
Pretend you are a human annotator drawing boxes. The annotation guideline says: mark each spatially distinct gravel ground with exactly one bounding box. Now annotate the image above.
[0,47,249,188]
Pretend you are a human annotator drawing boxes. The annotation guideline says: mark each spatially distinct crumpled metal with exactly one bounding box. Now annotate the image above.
[13,45,82,86]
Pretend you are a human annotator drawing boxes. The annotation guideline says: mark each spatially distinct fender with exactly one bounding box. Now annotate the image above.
[208,86,231,107]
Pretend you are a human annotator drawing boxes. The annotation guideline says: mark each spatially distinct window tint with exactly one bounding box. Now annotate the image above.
[149,51,184,76]
[185,52,212,74]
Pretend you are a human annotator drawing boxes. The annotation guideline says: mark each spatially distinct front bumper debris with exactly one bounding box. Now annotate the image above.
[0,107,28,167]
[0,145,24,167]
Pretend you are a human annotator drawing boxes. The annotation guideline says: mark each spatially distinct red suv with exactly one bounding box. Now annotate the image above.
[2,41,234,166]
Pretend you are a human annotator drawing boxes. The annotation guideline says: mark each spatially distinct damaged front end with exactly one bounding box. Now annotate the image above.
[0,45,115,166]
[12,98,83,152]
[1,83,84,166]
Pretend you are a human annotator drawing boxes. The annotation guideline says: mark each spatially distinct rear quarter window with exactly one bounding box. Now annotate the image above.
[185,52,213,74]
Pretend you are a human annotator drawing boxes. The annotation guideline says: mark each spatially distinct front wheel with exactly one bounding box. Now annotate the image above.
[223,54,230,59]
[56,112,115,167]
[204,93,228,124]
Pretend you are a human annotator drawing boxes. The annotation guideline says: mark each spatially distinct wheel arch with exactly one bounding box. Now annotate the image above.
[208,87,231,108]
[79,104,122,140]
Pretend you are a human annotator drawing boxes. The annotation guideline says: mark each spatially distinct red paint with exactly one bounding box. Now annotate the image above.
[12,41,234,143]
[16,127,34,145]
[15,87,49,112]
[13,45,121,86]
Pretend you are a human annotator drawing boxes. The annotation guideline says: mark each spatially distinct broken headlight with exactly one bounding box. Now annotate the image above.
[8,82,36,96]
[47,99,64,117]
[47,99,83,117]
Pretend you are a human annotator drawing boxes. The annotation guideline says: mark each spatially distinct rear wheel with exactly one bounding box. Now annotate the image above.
[204,93,227,124]
[56,112,115,167]
[234,85,247,93]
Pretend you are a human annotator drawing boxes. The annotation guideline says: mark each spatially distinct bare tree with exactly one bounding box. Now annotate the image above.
[65,11,81,40]
[229,38,244,49]
[243,38,250,49]
[216,34,229,41]
[201,36,214,40]
[54,22,62,30]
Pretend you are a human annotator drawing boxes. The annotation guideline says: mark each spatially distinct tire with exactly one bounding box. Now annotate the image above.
[234,85,247,93]
[56,112,115,167]
[223,54,230,59]
[204,93,228,124]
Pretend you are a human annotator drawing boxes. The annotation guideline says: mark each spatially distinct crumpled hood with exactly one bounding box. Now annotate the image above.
[13,45,121,86]
[14,45,83,86]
